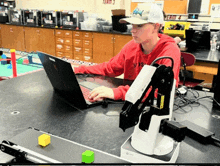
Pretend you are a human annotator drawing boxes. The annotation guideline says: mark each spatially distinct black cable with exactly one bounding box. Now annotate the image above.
[174,89,220,114]
[150,56,174,70]
[188,88,199,98]
[174,88,201,112]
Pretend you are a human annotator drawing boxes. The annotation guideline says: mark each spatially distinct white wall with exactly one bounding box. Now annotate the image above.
[15,0,132,22]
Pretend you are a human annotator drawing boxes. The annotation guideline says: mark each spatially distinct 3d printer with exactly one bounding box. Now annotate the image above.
[60,11,85,29]
[9,9,22,25]
[60,10,77,29]
[22,9,39,26]
[41,10,58,28]
[0,6,8,23]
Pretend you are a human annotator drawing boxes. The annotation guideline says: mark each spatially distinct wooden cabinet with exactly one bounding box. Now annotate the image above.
[25,27,55,55]
[0,24,132,64]
[55,29,73,59]
[92,33,132,64]
[93,33,114,63]
[40,28,55,56]
[24,27,42,53]
[113,34,133,57]
[73,31,93,62]
[1,24,25,51]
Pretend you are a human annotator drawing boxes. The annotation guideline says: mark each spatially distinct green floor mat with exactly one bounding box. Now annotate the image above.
[0,64,43,77]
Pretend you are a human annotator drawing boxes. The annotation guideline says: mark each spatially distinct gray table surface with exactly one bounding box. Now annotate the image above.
[0,70,220,164]
[186,49,220,63]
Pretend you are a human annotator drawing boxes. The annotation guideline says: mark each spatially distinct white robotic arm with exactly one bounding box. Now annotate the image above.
[119,57,186,161]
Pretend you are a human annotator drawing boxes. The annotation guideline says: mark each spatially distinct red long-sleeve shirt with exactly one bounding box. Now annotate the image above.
[74,33,180,100]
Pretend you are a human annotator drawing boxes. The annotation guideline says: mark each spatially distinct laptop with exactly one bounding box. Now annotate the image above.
[37,51,106,109]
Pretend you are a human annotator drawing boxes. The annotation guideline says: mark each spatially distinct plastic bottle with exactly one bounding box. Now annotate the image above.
[211,34,218,51]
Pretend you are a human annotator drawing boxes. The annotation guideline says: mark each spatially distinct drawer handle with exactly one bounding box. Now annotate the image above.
[57,32,61,34]
[75,34,80,36]
[59,39,64,43]
[84,56,91,60]
[85,51,89,53]
[75,42,79,44]
[66,33,70,35]
[57,45,63,49]
[85,35,89,37]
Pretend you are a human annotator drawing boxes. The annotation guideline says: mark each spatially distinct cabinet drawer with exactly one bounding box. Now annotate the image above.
[56,44,64,52]
[73,31,83,39]
[74,54,83,61]
[64,45,73,53]
[64,38,73,45]
[74,39,83,47]
[64,30,72,38]
[74,47,83,55]
[56,37,64,44]
[64,52,73,59]
[83,55,93,62]
[83,32,93,40]
[55,30,64,37]
[83,48,92,56]
[83,40,92,48]
[56,51,64,57]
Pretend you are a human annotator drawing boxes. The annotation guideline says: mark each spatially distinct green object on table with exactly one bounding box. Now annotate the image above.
[17,59,23,64]
[82,150,95,163]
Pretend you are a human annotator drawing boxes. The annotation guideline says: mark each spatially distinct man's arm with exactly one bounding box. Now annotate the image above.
[73,44,129,101]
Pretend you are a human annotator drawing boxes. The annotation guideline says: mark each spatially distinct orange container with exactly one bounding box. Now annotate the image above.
[111,9,125,16]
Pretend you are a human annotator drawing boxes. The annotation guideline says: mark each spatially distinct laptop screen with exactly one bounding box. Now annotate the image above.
[37,51,87,109]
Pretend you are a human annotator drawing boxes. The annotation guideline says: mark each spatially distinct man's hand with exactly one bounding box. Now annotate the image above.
[174,37,181,44]
[88,86,114,101]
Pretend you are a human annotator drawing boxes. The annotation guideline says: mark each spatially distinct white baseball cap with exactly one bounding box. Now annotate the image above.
[119,3,164,25]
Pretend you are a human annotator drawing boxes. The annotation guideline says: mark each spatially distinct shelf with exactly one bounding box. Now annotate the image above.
[166,14,188,16]
[187,19,199,22]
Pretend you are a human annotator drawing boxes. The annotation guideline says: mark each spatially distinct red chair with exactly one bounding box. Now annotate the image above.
[179,52,204,88]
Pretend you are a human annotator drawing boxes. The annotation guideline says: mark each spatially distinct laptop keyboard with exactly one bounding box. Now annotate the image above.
[80,85,94,102]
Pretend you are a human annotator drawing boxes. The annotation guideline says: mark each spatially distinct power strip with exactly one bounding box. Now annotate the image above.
[177,86,187,96]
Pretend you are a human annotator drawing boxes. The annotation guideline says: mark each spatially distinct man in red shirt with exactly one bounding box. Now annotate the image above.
[74,3,180,102]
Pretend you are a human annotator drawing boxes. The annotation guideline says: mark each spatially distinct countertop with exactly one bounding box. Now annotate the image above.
[0,70,220,163]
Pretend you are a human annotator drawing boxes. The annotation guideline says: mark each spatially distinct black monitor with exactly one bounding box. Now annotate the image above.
[186,30,210,52]
[187,0,202,14]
